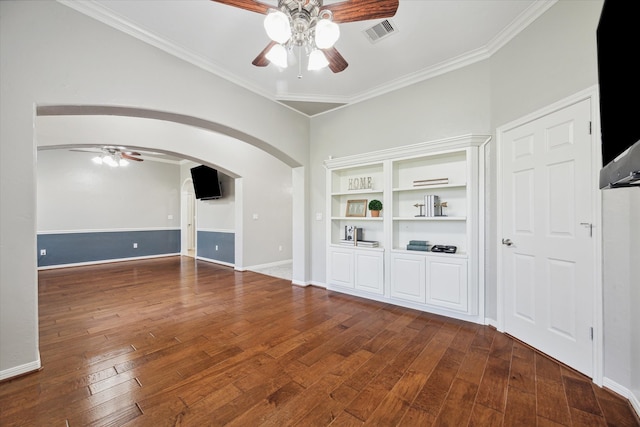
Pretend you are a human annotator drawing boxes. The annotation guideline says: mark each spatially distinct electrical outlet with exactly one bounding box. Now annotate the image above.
[133,243,138,248]
[40,249,46,256]
[278,245,282,251]
[215,245,219,251]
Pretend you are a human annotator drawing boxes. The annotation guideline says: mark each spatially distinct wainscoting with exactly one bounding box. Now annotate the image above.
[197,230,234,264]
[37,229,180,268]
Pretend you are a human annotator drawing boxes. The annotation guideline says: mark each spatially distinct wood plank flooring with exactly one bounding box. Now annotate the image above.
[0,256,638,426]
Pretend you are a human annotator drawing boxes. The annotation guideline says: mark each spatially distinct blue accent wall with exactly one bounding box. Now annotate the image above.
[37,229,180,267]
[197,231,234,264]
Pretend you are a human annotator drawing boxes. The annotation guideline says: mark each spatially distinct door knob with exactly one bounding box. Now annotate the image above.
[502,238,513,246]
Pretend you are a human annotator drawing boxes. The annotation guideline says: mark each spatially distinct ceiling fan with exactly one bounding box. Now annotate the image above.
[72,146,144,167]
[211,0,399,73]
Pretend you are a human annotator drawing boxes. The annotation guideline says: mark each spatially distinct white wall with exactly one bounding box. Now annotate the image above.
[0,0,306,379]
[37,149,181,231]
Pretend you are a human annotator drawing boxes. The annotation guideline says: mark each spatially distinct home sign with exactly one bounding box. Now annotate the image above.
[347,176,373,191]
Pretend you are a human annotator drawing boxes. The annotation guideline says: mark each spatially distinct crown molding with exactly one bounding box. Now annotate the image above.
[57,0,558,111]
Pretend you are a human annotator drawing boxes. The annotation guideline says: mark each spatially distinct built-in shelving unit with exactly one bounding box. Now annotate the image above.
[325,135,489,323]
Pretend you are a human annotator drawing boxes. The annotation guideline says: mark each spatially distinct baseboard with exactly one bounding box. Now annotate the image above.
[244,259,292,271]
[37,253,181,270]
[603,377,640,420]
[484,317,498,328]
[308,281,327,289]
[196,256,234,268]
[0,357,41,382]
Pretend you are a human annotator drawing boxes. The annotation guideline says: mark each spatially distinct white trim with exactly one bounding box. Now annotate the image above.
[56,0,555,112]
[37,227,180,234]
[196,228,235,233]
[245,259,292,271]
[324,134,491,169]
[37,253,180,270]
[602,377,640,420]
[496,86,603,385]
[0,357,41,382]
[196,256,234,268]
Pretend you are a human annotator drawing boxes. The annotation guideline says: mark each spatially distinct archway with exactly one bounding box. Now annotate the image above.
[35,109,305,284]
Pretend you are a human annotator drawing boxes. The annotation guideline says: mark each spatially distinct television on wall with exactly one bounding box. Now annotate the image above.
[190,165,223,200]
[597,0,640,188]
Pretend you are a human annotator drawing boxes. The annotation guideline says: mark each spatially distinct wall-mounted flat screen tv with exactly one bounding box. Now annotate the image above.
[597,0,640,188]
[190,165,222,200]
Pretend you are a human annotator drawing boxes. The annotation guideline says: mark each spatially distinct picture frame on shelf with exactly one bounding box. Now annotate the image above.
[346,199,367,217]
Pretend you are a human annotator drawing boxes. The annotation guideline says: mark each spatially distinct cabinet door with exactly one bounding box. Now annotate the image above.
[328,248,354,288]
[426,257,468,312]
[354,250,384,295]
[390,252,426,303]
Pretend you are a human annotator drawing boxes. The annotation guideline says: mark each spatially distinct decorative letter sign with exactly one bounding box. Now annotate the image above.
[348,176,373,191]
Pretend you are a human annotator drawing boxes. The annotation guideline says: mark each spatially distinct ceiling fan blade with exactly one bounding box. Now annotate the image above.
[323,0,399,24]
[210,0,271,15]
[252,41,277,67]
[322,47,348,73]
[123,151,141,156]
[121,153,143,162]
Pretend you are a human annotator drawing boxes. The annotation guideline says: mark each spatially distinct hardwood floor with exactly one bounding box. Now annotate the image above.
[1,256,637,426]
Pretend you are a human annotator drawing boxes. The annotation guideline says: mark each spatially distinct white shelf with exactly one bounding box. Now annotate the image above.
[332,189,383,196]
[393,183,466,192]
[332,216,383,221]
[392,216,466,221]
[326,134,487,323]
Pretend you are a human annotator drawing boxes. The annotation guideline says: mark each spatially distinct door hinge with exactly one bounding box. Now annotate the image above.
[590,327,594,340]
[589,121,592,135]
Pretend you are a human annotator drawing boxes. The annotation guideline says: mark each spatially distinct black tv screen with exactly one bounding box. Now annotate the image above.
[190,165,222,200]
[597,0,640,166]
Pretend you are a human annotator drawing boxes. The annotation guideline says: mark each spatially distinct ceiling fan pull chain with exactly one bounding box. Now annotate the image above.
[298,45,303,79]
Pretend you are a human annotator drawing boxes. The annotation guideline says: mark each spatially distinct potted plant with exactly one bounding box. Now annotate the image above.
[368,199,382,217]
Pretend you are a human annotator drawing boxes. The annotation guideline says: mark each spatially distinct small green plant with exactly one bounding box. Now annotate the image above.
[368,199,382,211]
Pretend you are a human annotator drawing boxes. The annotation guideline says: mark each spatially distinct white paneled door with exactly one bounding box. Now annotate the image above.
[500,99,594,376]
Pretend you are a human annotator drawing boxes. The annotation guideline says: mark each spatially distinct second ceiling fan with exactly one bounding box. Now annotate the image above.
[211,0,399,73]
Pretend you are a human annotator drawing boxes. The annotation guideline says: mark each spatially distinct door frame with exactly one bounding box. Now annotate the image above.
[495,86,603,385]
[180,178,197,257]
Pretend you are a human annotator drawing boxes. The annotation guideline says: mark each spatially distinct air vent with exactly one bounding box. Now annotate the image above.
[363,19,397,43]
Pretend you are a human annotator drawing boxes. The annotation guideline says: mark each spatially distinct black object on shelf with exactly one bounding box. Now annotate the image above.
[431,245,457,254]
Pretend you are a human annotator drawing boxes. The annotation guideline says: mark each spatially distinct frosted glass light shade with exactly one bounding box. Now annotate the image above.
[266,43,288,68]
[307,49,328,70]
[315,18,339,49]
[264,11,291,44]
[103,155,118,167]
[119,158,129,167]
[92,156,103,165]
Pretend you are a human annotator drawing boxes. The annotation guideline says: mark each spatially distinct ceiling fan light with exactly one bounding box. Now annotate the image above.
[119,158,129,167]
[307,49,329,70]
[264,10,291,44]
[265,43,288,68]
[103,155,118,167]
[92,156,103,165]
[315,18,339,49]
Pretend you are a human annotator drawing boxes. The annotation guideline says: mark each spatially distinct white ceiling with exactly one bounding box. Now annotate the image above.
[60,0,555,116]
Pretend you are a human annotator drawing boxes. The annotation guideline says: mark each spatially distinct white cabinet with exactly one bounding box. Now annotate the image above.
[327,247,384,295]
[426,256,468,312]
[328,247,354,288]
[390,252,426,303]
[325,135,488,323]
